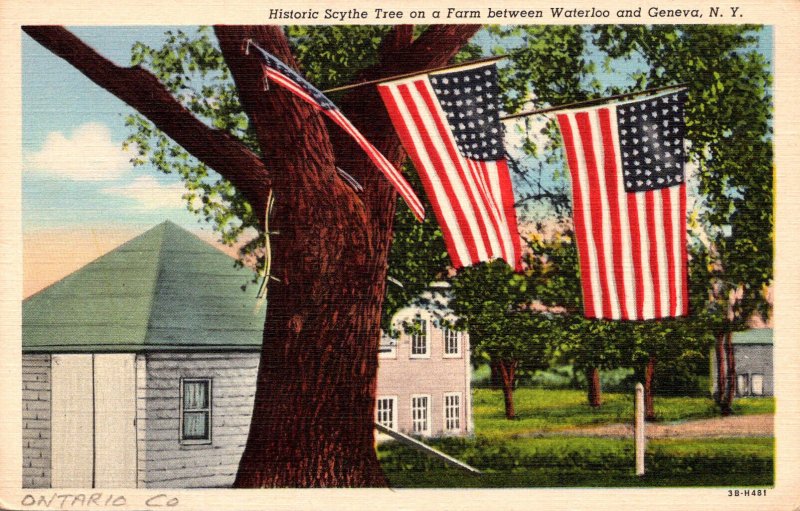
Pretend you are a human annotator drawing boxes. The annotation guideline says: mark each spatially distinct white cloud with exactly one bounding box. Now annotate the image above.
[101,175,188,210]
[25,123,136,181]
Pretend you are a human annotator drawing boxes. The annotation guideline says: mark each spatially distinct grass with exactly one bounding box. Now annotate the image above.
[473,388,775,438]
[378,436,774,488]
[378,388,775,487]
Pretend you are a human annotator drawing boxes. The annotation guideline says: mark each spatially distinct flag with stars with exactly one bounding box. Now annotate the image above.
[377,63,522,271]
[251,45,425,221]
[556,91,689,320]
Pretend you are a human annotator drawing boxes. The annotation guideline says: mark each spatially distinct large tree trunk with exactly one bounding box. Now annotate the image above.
[214,26,481,487]
[586,367,602,408]
[497,359,518,420]
[644,355,657,421]
[25,23,480,488]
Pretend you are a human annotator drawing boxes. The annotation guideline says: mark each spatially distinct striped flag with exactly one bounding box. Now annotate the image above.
[378,63,522,271]
[251,44,425,221]
[556,91,689,320]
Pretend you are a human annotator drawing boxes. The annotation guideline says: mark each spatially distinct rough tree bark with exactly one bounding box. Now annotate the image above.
[497,359,518,420]
[24,23,481,487]
[644,355,657,421]
[586,367,602,408]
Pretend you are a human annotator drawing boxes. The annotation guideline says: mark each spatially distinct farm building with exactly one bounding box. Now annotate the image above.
[711,328,773,397]
[22,221,471,489]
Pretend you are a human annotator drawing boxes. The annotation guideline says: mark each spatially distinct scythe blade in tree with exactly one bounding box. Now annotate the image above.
[23,24,481,487]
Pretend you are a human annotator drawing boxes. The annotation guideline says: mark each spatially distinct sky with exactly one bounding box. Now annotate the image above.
[21,25,774,296]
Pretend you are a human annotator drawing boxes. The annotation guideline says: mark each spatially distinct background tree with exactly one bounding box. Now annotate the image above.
[449,260,553,419]
[24,24,480,488]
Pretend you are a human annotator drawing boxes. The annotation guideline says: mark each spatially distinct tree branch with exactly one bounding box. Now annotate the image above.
[22,25,270,215]
[333,24,482,224]
[214,25,360,209]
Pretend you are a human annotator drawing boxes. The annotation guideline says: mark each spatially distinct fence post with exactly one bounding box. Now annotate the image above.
[634,382,646,476]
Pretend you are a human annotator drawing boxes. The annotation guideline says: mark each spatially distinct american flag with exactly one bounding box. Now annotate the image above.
[378,63,522,271]
[251,45,425,221]
[556,91,689,320]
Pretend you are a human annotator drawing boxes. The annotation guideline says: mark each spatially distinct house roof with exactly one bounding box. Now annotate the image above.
[23,221,265,352]
[732,328,773,345]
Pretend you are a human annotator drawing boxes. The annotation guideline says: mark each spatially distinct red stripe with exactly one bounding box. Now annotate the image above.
[679,183,689,315]
[645,191,662,319]
[627,193,645,320]
[494,160,523,271]
[575,112,612,319]
[378,84,464,266]
[661,189,678,316]
[557,113,595,318]
[598,108,628,319]
[413,81,494,262]
[396,83,480,264]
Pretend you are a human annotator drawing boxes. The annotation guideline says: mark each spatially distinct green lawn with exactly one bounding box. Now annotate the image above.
[473,388,775,438]
[378,388,775,487]
[378,436,774,487]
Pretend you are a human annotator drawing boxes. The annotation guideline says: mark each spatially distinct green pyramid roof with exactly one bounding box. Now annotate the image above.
[23,221,265,352]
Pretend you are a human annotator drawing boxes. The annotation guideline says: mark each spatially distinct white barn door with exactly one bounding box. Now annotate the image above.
[51,355,94,487]
[94,354,137,487]
[51,354,137,488]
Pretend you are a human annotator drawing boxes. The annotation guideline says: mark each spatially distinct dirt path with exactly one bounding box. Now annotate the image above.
[545,414,773,439]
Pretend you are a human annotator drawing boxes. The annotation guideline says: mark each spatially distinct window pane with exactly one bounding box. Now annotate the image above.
[184,381,209,409]
[751,374,764,396]
[183,411,209,439]
[412,320,427,356]
[737,374,749,396]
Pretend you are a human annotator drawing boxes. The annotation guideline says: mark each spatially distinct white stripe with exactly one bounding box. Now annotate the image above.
[386,85,472,266]
[568,113,603,317]
[635,193,655,319]
[607,107,637,319]
[407,83,490,261]
[482,160,516,264]
[652,191,670,317]
[588,110,620,319]
[670,185,683,315]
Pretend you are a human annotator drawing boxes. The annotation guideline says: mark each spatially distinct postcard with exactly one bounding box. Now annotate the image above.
[1,0,799,509]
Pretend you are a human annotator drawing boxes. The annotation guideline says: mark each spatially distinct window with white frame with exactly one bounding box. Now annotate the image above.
[410,319,429,358]
[444,392,461,432]
[181,378,212,442]
[751,374,764,396]
[443,328,461,357]
[411,395,430,435]
[376,396,397,430]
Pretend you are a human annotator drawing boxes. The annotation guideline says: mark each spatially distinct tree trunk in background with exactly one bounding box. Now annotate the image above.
[490,360,502,389]
[723,331,737,416]
[714,332,732,416]
[586,367,602,408]
[498,359,518,420]
[644,355,657,421]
